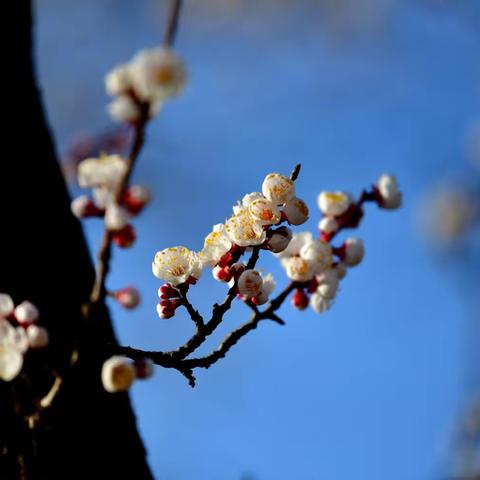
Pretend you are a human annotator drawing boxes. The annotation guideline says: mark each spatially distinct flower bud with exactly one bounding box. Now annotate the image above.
[111,224,136,248]
[135,357,154,380]
[14,301,39,325]
[156,303,175,319]
[158,284,177,300]
[291,289,309,310]
[283,197,309,225]
[343,238,365,267]
[318,216,338,235]
[105,64,132,96]
[107,95,140,123]
[237,270,263,298]
[26,325,49,349]
[213,265,233,282]
[101,356,136,393]
[122,185,152,214]
[376,174,402,210]
[114,287,141,309]
[266,227,292,253]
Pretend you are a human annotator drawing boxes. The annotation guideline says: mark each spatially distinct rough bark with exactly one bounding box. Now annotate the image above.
[2,1,153,478]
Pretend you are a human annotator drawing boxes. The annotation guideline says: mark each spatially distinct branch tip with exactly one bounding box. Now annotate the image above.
[290,164,301,182]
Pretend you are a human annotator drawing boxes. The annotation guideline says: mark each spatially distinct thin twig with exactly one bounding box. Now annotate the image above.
[163,0,183,47]
[90,109,149,304]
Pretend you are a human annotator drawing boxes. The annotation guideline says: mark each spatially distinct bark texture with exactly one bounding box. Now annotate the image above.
[1,2,153,478]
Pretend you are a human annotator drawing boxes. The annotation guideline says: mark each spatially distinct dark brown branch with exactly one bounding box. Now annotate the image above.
[177,287,204,328]
[114,278,299,382]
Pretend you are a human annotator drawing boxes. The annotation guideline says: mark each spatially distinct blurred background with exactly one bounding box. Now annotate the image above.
[36,0,480,479]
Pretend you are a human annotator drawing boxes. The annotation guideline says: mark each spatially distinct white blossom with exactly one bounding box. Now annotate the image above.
[107,95,141,123]
[101,356,136,393]
[92,187,112,209]
[0,319,24,381]
[248,198,281,226]
[284,256,314,282]
[130,47,186,103]
[343,237,365,266]
[11,327,29,354]
[316,269,340,300]
[237,270,263,298]
[275,231,313,264]
[0,294,14,317]
[310,291,332,314]
[78,154,127,190]
[105,203,131,231]
[224,208,267,247]
[299,239,333,274]
[262,173,295,205]
[152,247,202,286]
[376,174,402,210]
[317,191,352,216]
[199,224,232,267]
[233,192,265,215]
[283,197,309,225]
[26,325,49,349]
[14,301,39,325]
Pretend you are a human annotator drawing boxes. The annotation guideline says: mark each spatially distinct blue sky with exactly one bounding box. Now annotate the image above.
[36,1,480,478]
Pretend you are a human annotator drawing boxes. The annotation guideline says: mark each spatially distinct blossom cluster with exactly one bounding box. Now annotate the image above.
[279,174,402,314]
[151,172,309,316]
[105,47,186,123]
[0,294,49,382]
[71,154,151,249]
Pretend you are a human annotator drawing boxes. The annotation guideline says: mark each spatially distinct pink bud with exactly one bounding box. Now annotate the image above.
[213,266,233,282]
[121,185,152,214]
[14,301,39,325]
[156,303,174,319]
[291,289,309,310]
[115,287,140,309]
[111,224,136,248]
[158,284,177,300]
[135,357,154,379]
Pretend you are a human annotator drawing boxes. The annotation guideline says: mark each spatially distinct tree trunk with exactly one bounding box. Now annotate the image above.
[2,1,153,478]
